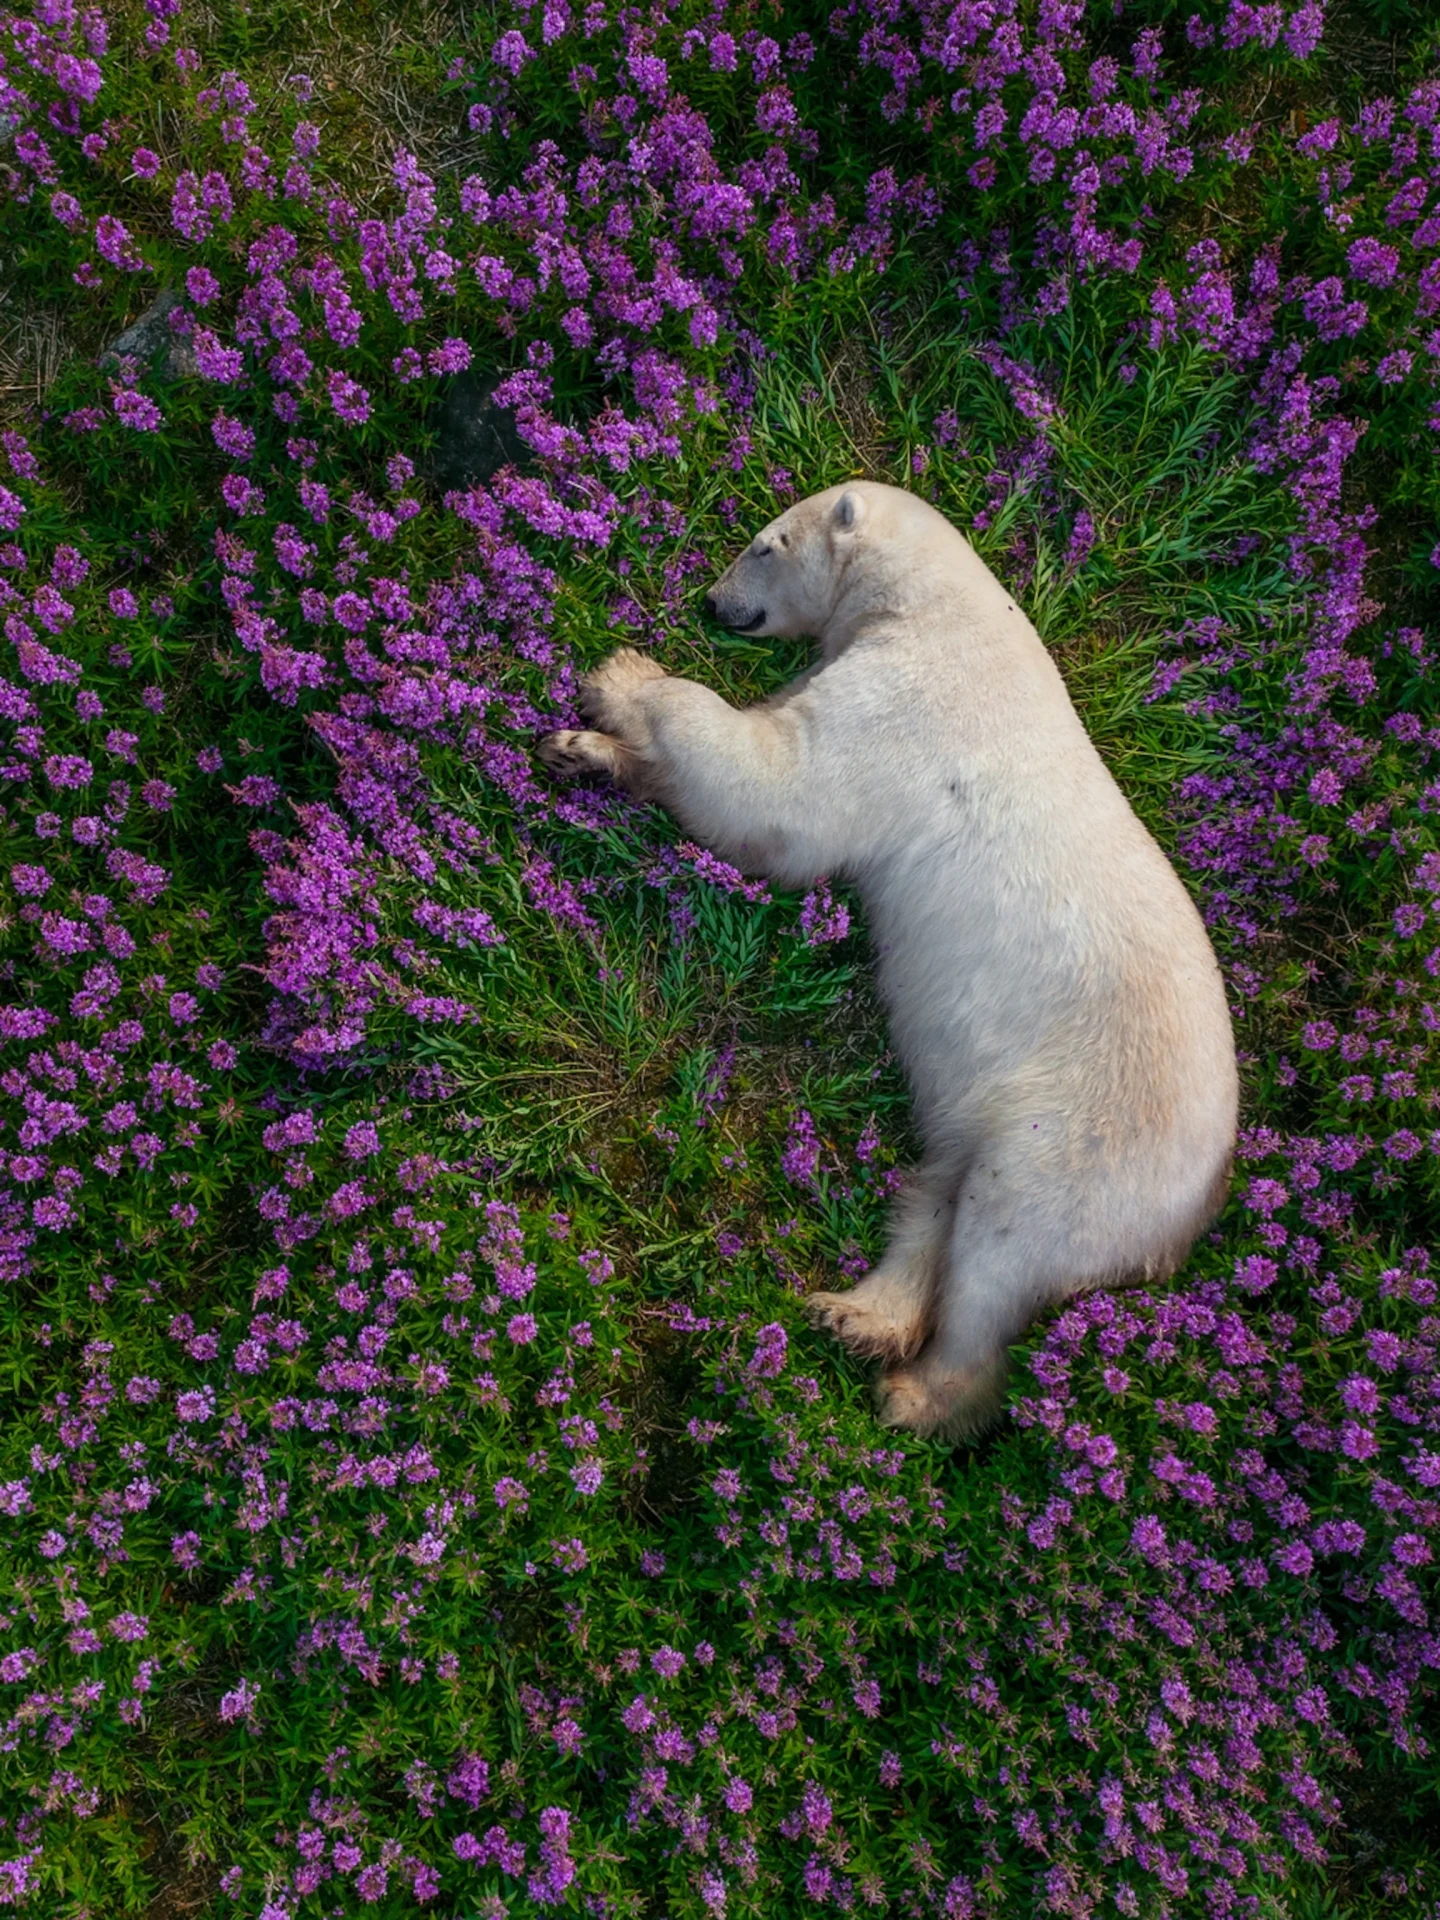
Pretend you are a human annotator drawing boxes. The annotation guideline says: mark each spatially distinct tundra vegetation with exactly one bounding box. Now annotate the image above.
[1,1,1440,1916]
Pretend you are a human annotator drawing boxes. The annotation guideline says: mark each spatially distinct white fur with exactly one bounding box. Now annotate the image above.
[539,482,1238,1438]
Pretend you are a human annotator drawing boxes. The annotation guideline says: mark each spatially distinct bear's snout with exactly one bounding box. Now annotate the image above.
[705,587,767,632]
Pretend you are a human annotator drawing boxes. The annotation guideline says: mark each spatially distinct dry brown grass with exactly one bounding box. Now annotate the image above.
[182,0,480,211]
[0,286,75,413]
[818,335,895,480]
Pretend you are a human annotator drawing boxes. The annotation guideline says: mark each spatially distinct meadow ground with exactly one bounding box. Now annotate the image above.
[3,1,1440,1915]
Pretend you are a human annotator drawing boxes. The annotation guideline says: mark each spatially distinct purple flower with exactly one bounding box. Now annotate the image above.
[112,389,164,432]
[355,1864,387,1902]
[95,215,146,271]
[343,1121,381,1159]
[186,266,220,306]
[1130,1515,1168,1564]
[1064,509,1096,571]
[218,1678,260,1723]
[429,338,472,375]
[1273,1540,1315,1577]
[492,29,534,75]
[723,1777,752,1812]
[780,1109,821,1191]
[44,755,92,789]
[192,329,244,382]
[1312,1519,1366,1556]
[211,413,256,460]
[1340,1422,1380,1462]
[798,884,850,945]
[1338,1374,1380,1416]
[852,1678,882,1717]
[327,371,371,425]
[747,1323,788,1379]
[1346,236,1400,287]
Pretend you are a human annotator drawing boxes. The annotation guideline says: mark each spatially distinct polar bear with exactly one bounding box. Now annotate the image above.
[539,481,1238,1438]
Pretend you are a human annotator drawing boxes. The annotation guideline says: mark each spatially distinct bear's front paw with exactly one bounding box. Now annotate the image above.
[537,729,629,781]
[578,647,667,733]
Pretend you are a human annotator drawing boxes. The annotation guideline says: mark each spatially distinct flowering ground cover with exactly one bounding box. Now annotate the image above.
[2,0,1440,1914]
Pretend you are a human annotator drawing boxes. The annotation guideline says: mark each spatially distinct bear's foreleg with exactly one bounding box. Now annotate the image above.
[542,647,854,885]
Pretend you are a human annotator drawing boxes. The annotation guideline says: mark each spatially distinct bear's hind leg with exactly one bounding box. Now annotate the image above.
[878,1158,1066,1441]
[806,1164,956,1363]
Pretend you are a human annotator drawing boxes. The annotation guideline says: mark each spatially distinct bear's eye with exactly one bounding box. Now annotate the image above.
[779,532,790,549]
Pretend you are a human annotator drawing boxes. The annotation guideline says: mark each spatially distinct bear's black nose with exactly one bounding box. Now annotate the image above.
[702,593,718,620]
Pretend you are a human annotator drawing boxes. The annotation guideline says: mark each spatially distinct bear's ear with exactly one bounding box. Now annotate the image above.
[832,489,866,533]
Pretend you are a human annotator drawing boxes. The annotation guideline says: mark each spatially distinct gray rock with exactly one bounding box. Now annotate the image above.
[429,366,529,491]
[99,289,197,381]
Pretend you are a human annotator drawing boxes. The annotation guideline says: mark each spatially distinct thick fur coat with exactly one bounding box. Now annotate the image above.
[539,481,1238,1437]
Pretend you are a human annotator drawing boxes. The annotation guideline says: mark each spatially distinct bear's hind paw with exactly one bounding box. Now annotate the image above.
[876,1357,1007,1443]
[806,1288,927,1363]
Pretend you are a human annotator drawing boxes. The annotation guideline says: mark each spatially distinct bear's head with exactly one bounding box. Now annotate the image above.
[703,484,874,641]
